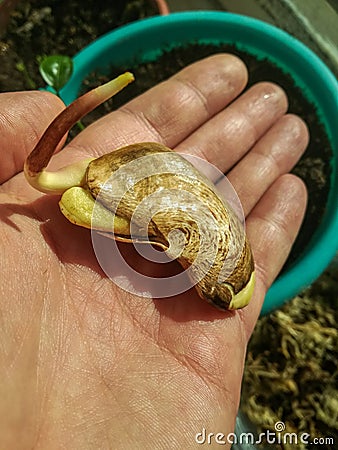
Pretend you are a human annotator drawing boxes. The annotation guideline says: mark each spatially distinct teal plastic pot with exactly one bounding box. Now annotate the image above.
[60,11,338,315]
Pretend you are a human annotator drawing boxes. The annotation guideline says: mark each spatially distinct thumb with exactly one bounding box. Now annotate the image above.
[0,90,65,184]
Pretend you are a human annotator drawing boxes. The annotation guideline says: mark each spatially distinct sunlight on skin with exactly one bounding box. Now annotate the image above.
[0,54,309,448]
[23,70,255,312]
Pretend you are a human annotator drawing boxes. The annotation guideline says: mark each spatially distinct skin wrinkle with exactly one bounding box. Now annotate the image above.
[124,299,162,347]
[171,342,234,396]
[7,302,36,372]
[192,111,255,168]
[65,276,156,410]
[251,152,280,185]
[255,143,284,174]
[129,82,205,144]
[253,115,308,165]
[174,54,248,116]
[48,279,117,447]
[96,368,173,448]
[274,185,307,243]
[156,318,245,403]
[124,84,199,145]
[249,180,306,282]
[0,91,65,184]
[119,106,164,145]
[132,364,225,447]
[172,76,213,118]
[177,82,288,172]
[34,213,65,264]
[34,264,60,444]
[73,389,117,438]
[20,109,46,154]
[288,114,310,147]
[236,305,255,342]
[225,114,309,217]
[87,309,116,347]
[226,82,289,145]
[86,312,230,444]
[253,260,270,296]
[65,274,112,350]
[254,214,291,253]
[44,266,90,446]
[0,110,30,180]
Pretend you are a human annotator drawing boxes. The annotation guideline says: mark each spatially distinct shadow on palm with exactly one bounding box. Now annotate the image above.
[28,194,236,323]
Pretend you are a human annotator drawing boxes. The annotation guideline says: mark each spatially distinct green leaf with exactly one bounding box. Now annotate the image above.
[39,55,73,92]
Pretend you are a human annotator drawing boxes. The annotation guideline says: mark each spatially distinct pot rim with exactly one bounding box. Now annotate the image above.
[61,11,338,314]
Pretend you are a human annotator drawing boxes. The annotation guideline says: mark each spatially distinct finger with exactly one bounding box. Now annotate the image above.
[0,91,65,184]
[241,174,307,334]
[219,114,309,215]
[41,54,249,169]
[1,55,247,199]
[177,82,288,173]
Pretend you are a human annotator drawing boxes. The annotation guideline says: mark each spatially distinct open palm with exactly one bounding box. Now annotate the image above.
[0,55,308,449]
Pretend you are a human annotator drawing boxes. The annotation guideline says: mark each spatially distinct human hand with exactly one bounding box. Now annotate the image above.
[0,54,308,449]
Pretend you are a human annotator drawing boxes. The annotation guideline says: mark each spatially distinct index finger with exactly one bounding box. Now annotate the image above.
[1,55,247,198]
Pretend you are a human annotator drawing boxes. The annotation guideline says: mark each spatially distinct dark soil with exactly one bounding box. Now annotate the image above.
[0,0,158,90]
